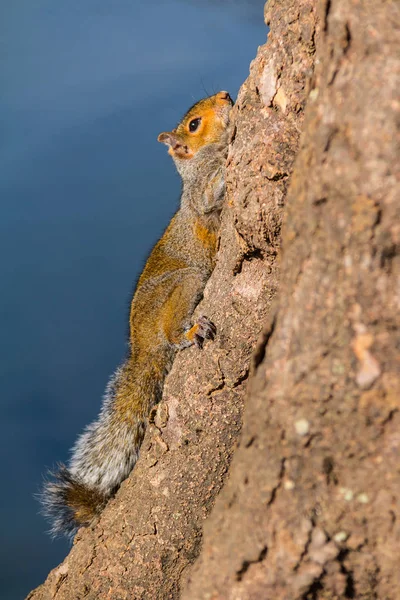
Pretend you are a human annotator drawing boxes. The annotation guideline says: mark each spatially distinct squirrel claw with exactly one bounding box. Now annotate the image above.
[194,316,217,348]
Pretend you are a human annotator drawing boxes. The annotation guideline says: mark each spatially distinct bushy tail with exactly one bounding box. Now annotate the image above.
[39,365,149,538]
[40,464,108,538]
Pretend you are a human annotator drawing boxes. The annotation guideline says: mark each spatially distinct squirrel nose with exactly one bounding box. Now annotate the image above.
[216,91,233,105]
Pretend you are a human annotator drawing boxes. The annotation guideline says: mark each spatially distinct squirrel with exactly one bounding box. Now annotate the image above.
[40,91,233,538]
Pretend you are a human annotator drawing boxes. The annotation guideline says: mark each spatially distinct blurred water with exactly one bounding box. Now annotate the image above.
[0,1,267,597]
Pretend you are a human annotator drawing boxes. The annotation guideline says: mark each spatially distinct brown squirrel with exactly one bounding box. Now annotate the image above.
[40,91,233,538]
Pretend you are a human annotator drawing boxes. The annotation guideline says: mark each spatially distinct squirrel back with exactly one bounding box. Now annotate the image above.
[40,91,232,538]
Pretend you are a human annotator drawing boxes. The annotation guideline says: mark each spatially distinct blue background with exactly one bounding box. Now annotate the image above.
[0,1,266,597]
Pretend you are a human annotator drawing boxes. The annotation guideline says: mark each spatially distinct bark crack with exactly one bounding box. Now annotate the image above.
[235,546,268,582]
[267,458,285,507]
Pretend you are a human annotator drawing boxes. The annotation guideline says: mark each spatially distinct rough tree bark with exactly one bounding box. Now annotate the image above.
[28,0,399,598]
[182,0,400,599]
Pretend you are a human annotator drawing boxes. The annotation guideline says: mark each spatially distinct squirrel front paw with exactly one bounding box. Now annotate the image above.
[185,316,217,349]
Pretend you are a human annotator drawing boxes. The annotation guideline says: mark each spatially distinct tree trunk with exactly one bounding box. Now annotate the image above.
[182,1,400,598]
[27,0,400,598]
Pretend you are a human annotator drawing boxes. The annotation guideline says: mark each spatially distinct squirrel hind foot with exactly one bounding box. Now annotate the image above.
[40,464,107,538]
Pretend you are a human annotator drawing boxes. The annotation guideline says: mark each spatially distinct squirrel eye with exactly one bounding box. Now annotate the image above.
[188,117,201,133]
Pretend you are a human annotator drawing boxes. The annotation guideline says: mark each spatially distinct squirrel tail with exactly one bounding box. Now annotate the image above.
[40,464,108,538]
[39,365,145,538]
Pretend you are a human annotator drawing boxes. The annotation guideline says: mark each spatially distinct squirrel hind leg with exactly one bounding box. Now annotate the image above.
[40,464,107,539]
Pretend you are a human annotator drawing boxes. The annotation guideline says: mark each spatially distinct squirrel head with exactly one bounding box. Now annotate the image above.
[158,91,233,161]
